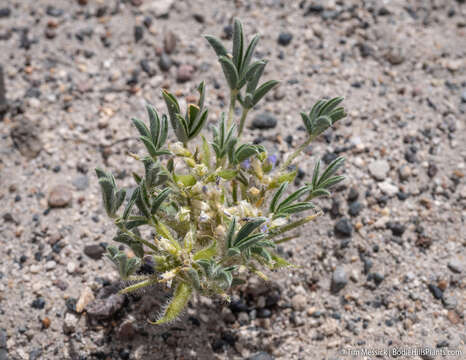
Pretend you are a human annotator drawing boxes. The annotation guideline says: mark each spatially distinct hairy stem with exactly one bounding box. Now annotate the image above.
[120,278,158,294]
[118,223,159,252]
[281,135,314,171]
[237,107,250,138]
[227,90,238,128]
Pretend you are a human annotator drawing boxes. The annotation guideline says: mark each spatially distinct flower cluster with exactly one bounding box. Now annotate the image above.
[95,19,347,324]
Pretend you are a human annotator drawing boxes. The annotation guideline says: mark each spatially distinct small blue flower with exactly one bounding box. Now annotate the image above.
[241,159,251,170]
[260,224,269,233]
[266,154,277,169]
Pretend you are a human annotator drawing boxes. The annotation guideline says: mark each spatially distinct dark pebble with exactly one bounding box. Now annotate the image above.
[29,349,42,360]
[427,162,438,178]
[348,201,363,217]
[46,6,63,17]
[221,331,236,346]
[159,53,172,71]
[0,8,11,18]
[84,244,105,260]
[193,14,204,23]
[251,113,277,130]
[140,59,155,76]
[387,221,405,236]
[322,152,338,164]
[347,187,359,201]
[134,25,143,42]
[229,298,248,313]
[363,257,373,274]
[257,308,271,318]
[277,32,293,46]
[31,297,46,309]
[86,294,125,319]
[428,283,443,300]
[372,272,384,286]
[211,338,226,353]
[334,218,352,237]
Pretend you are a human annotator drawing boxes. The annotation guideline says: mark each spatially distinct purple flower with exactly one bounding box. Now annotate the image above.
[260,224,269,233]
[241,159,251,170]
[266,154,277,169]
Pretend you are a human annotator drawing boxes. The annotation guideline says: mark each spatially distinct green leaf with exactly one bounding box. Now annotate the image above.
[226,217,236,249]
[193,239,217,260]
[204,35,228,57]
[252,80,279,107]
[162,90,187,143]
[140,136,158,158]
[187,268,201,291]
[217,169,237,180]
[318,96,344,116]
[317,175,345,189]
[270,182,288,213]
[276,186,310,212]
[151,188,171,214]
[277,202,314,216]
[318,156,345,185]
[226,247,241,257]
[311,159,320,188]
[201,136,211,169]
[123,187,139,219]
[189,109,208,139]
[234,217,267,246]
[152,282,192,324]
[236,233,266,250]
[131,118,151,138]
[246,61,266,94]
[174,114,189,143]
[235,144,259,163]
[232,19,244,71]
[147,104,160,147]
[98,177,115,216]
[219,56,239,90]
[238,60,265,89]
[309,188,331,198]
[114,189,126,213]
[174,174,196,187]
[269,253,293,269]
[135,181,151,218]
[242,34,259,72]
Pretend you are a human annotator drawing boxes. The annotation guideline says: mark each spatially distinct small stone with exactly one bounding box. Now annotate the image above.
[237,312,249,325]
[177,64,194,83]
[427,163,438,178]
[10,120,43,159]
[134,25,143,42]
[385,47,405,65]
[442,295,457,310]
[31,297,46,309]
[334,218,352,237]
[447,259,463,273]
[378,181,398,197]
[368,160,389,181]
[117,319,137,340]
[46,6,63,17]
[291,294,307,311]
[141,0,174,17]
[347,187,359,201]
[159,53,172,71]
[277,32,293,46]
[87,294,125,319]
[247,352,274,360]
[372,272,385,286]
[257,308,271,318]
[41,317,51,329]
[63,313,78,334]
[447,310,460,324]
[84,244,105,260]
[45,260,56,271]
[48,185,72,208]
[76,286,95,313]
[428,283,443,300]
[398,165,411,180]
[387,221,405,236]
[331,266,348,293]
[72,175,89,191]
[164,31,176,54]
[67,262,76,274]
[348,202,362,217]
[251,113,277,130]
[461,90,466,103]
[0,8,11,18]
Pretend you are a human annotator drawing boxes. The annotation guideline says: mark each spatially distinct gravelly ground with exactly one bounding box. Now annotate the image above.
[0,0,465,359]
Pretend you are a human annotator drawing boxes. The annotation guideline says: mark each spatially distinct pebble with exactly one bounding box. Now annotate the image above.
[76,286,95,313]
[84,244,105,259]
[291,294,307,311]
[10,120,43,159]
[0,8,11,18]
[45,260,56,271]
[251,113,277,130]
[141,0,174,16]
[398,165,411,180]
[117,319,137,340]
[348,201,362,217]
[247,352,274,360]
[378,181,398,197]
[277,32,293,46]
[67,262,76,274]
[334,218,352,237]
[177,64,195,83]
[72,175,89,190]
[134,25,143,42]
[447,259,463,273]
[159,53,172,71]
[368,160,389,181]
[86,293,125,319]
[31,297,46,309]
[63,313,78,334]
[331,266,348,293]
[164,31,177,54]
[428,283,443,300]
[461,90,466,103]
[385,47,405,65]
[48,185,72,208]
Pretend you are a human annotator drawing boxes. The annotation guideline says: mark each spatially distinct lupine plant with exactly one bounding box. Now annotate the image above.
[95,19,347,324]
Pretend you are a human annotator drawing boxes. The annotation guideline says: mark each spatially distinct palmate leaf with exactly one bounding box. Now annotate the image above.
[307,156,345,199]
[302,97,346,136]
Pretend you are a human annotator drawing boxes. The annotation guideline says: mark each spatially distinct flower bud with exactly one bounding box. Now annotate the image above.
[176,207,191,223]
[170,142,191,157]
[194,164,208,177]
